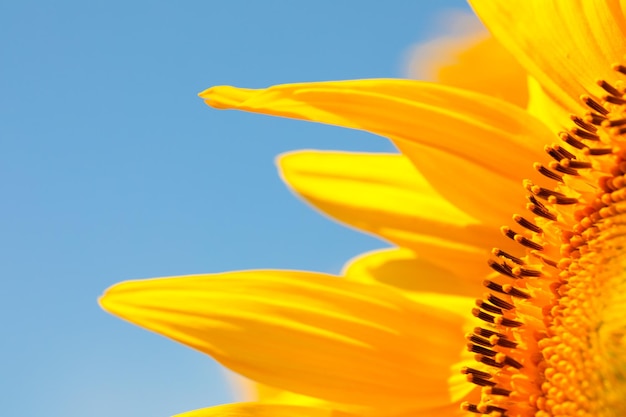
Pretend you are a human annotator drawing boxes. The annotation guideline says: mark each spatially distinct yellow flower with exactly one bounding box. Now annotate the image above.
[100,1,626,416]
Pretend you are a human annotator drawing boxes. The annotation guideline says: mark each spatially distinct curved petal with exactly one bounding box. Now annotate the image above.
[527,76,572,134]
[392,139,534,229]
[409,17,528,107]
[342,247,483,297]
[278,150,519,274]
[235,379,355,416]
[200,79,549,176]
[278,150,479,225]
[252,383,322,407]
[470,0,626,113]
[174,403,347,417]
[175,401,467,417]
[200,79,553,222]
[100,270,476,412]
[435,36,529,107]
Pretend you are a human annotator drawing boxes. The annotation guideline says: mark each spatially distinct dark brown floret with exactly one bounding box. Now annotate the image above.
[514,235,543,251]
[602,117,626,127]
[493,337,518,349]
[549,161,579,175]
[467,333,494,347]
[587,147,613,155]
[482,280,531,299]
[603,94,626,105]
[496,317,523,328]
[570,127,599,140]
[488,259,515,278]
[553,145,576,159]
[562,159,592,169]
[535,163,563,181]
[467,343,498,357]
[474,327,506,338]
[549,195,579,205]
[476,354,505,368]
[581,94,609,115]
[461,366,492,379]
[502,355,523,369]
[585,111,607,125]
[476,299,504,315]
[512,266,542,277]
[597,79,621,97]
[526,202,558,220]
[487,294,514,310]
[502,284,531,299]
[462,64,626,416]
[545,145,566,161]
[492,248,524,265]
[486,386,513,397]
[560,131,587,149]
[570,114,598,132]
[472,308,497,324]
[526,184,568,200]
[513,214,543,233]
[466,373,497,387]
[461,402,481,414]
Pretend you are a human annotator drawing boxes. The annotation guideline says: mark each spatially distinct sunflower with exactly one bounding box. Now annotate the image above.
[100,1,626,416]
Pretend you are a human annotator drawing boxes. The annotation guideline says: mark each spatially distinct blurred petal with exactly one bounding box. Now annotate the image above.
[200,79,548,175]
[174,403,346,417]
[175,401,466,417]
[278,150,478,225]
[409,11,528,107]
[392,140,527,228]
[435,36,528,107]
[408,11,485,79]
[100,270,476,412]
[527,76,572,134]
[200,79,553,222]
[470,0,626,113]
[253,383,322,407]
[343,247,482,297]
[278,150,518,276]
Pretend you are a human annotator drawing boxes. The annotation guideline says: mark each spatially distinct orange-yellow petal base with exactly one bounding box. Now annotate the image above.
[100,270,478,414]
[198,70,626,415]
[173,402,350,417]
[460,68,626,416]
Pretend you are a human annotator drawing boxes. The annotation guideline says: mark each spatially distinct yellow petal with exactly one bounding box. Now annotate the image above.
[235,379,356,417]
[200,79,553,222]
[235,376,330,409]
[278,150,518,275]
[100,270,475,412]
[175,401,465,417]
[174,403,345,417]
[278,150,478,225]
[527,75,572,134]
[343,247,482,297]
[435,36,529,107]
[470,0,626,113]
[251,382,321,407]
[409,12,528,108]
[392,139,523,228]
[200,80,548,177]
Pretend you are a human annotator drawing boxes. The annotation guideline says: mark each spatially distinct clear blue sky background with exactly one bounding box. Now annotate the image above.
[2,1,471,416]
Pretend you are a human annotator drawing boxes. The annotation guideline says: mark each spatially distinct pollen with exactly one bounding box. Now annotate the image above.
[461,67,626,416]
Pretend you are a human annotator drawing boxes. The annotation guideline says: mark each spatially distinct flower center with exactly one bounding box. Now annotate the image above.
[461,69,626,417]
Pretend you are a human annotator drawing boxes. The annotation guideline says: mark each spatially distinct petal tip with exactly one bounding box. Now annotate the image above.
[274,149,303,170]
[198,85,254,109]
[97,284,121,315]
[98,280,140,317]
[197,88,211,98]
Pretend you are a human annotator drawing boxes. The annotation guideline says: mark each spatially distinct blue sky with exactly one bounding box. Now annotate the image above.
[1,1,471,416]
